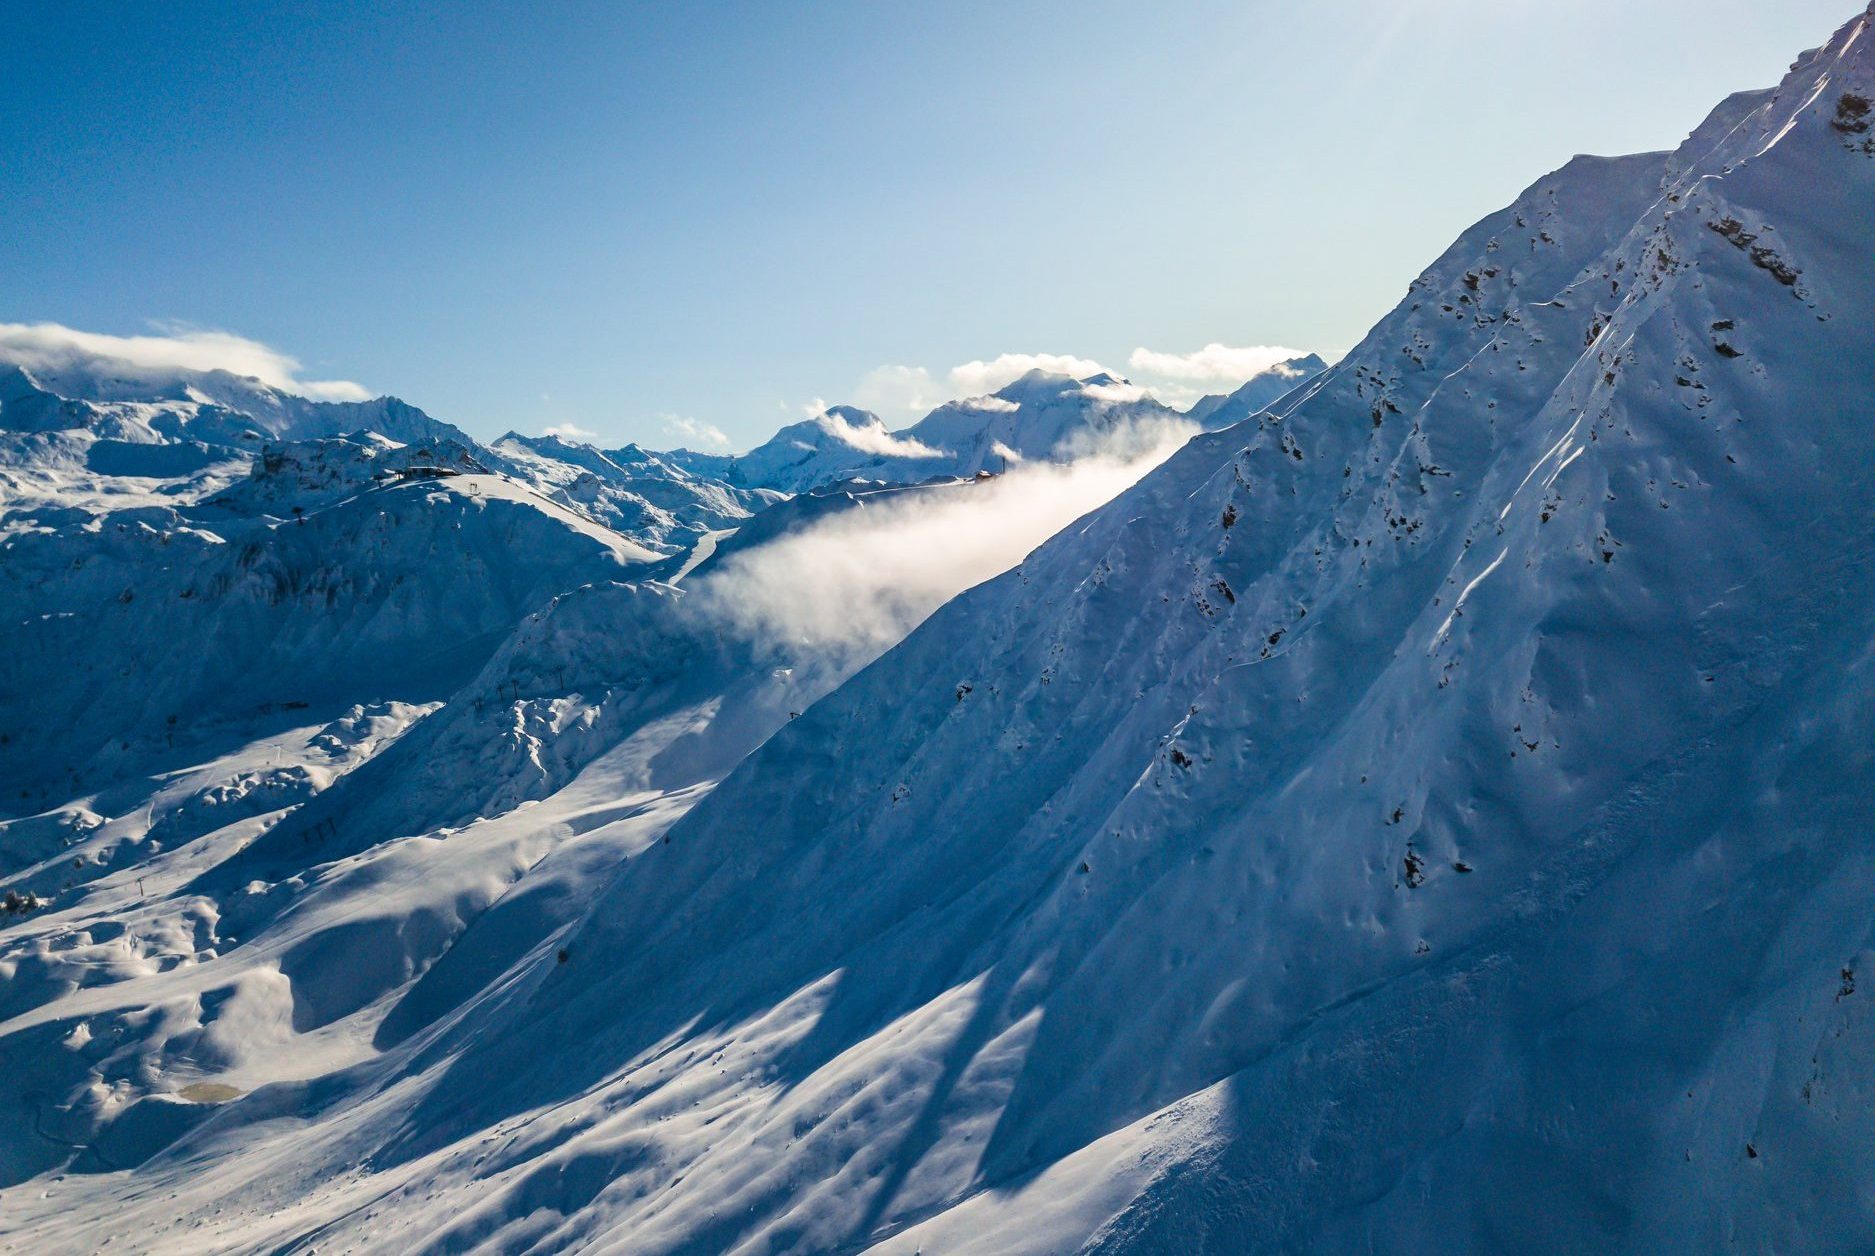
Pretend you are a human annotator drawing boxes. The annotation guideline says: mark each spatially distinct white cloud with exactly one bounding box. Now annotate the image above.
[853,364,940,421]
[849,358,1080,422]
[1126,343,1310,385]
[947,353,1111,397]
[1080,379,1151,405]
[0,320,370,401]
[1053,410,1198,462]
[1120,344,1317,412]
[662,414,732,450]
[542,422,598,441]
[692,417,1191,662]
[945,352,1102,395]
[812,409,943,459]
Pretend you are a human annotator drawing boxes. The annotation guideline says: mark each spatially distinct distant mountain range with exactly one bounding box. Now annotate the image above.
[666,355,1325,494]
[0,341,1324,535]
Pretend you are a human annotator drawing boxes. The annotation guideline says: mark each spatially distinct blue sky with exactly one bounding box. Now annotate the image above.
[1,0,1854,448]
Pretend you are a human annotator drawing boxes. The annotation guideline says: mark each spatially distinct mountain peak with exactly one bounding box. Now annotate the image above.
[815,403,884,428]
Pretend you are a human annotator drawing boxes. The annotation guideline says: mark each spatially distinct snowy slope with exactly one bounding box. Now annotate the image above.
[0,356,471,449]
[5,8,1875,1253]
[490,432,782,550]
[0,359,506,522]
[0,473,658,806]
[0,469,1018,1240]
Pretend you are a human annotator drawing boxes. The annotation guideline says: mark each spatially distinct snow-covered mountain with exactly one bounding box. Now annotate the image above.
[0,353,804,572]
[0,361,489,519]
[491,432,783,549]
[0,471,659,806]
[698,403,953,493]
[0,357,470,447]
[0,353,794,819]
[1177,350,1327,425]
[669,357,1324,496]
[4,6,1875,1252]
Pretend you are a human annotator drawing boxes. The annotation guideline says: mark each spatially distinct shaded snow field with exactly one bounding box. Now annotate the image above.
[0,375,1207,1250]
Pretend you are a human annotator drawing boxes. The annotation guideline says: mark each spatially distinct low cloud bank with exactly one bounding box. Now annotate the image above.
[813,409,944,459]
[692,418,1194,662]
[0,321,370,401]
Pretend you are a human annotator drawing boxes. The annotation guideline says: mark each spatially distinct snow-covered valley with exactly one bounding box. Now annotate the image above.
[5,6,1875,1251]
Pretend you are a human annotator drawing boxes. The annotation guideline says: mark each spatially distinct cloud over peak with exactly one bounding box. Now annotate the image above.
[0,321,371,401]
[662,414,733,451]
[948,353,1110,398]
[812,408,943,459]
[1126,342,1311,385]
